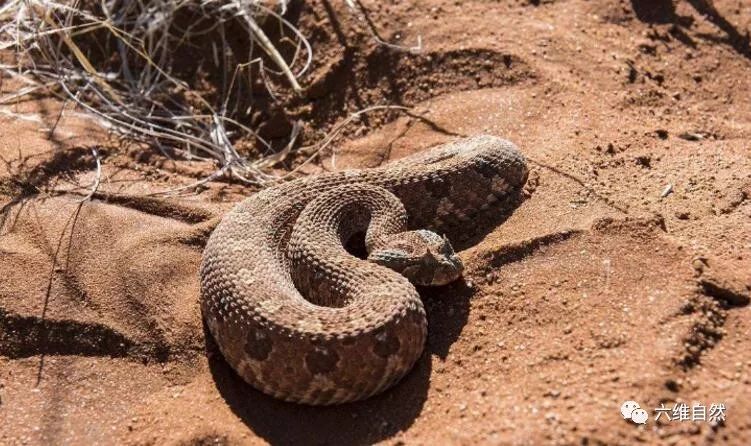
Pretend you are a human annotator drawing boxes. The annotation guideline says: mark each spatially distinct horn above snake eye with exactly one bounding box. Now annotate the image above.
[441,235,455,255]
[421,249,438,264]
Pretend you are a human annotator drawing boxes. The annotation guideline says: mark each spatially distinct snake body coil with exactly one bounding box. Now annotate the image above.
[200,135,528,405]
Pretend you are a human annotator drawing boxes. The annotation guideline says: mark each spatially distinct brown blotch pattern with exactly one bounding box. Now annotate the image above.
[305,347,341,375]
[373,330,402,358]
[244,327,273,361]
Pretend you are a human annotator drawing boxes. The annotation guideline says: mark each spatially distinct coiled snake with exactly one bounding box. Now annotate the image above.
[200,135,528,405]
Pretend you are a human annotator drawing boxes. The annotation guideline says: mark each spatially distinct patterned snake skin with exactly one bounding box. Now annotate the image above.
[200,135,528,405]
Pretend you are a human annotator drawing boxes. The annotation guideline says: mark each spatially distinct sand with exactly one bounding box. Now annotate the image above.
[1,0,750,444]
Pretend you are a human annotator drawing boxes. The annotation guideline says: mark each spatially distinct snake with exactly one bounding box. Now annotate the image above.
[200,135,528,405]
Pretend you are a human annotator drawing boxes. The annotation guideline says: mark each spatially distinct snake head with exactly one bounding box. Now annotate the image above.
[368,230,464,286]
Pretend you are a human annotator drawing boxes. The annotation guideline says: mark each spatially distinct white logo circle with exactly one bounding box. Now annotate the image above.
[620,401,640,419]
[631,408,648,424]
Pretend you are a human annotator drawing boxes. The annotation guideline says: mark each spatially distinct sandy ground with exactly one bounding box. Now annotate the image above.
[1,0,751,444]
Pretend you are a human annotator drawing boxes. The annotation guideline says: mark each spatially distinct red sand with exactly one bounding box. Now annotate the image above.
[1,1,750,444]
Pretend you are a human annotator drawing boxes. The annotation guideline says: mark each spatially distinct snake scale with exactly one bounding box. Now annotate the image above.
[200,135,528,405]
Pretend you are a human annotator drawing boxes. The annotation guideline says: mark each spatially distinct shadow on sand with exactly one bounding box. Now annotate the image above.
[630,0,750,59]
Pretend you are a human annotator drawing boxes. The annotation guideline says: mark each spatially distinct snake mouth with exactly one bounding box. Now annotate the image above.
[431,259,465,286]
[425,258,465,286]
[392,253,464,287]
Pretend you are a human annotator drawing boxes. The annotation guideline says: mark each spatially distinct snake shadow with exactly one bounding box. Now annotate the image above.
[206,279,474,445]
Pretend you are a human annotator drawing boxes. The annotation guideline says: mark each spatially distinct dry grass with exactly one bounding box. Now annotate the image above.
[0,1,422,194]
[0,0,312,188]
